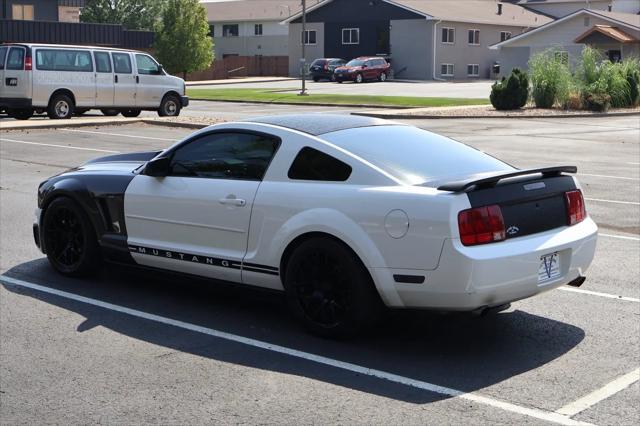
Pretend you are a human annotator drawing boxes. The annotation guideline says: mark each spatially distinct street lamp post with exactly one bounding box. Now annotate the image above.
[299,0,308,96]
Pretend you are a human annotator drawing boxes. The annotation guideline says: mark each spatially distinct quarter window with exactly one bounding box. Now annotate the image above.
[500,31,511,42]
[6,47,25,70]
[136,54,160,75]
[223,24,239,37]
[342,28,360,45]
[112,53,132,74]
[442,27,455,44]
[302,29,317,45]
[94,51,112,73]
[468,29,480,45]
[288,147,352,182]
[12,4,34,20]
[441,63,454,77]
[255,24,263,36]
[169,132,280,180]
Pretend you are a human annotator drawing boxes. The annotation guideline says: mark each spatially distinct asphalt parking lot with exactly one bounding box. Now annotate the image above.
[1,113,639,424]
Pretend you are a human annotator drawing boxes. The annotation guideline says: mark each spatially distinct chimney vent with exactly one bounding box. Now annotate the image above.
[498,3,503,15]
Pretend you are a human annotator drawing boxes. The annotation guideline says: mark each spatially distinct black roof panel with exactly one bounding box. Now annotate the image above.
[242,114,402,136]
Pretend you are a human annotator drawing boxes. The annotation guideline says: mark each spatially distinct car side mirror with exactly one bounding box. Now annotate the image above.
[158,64,164,74]
[144,157,170,177]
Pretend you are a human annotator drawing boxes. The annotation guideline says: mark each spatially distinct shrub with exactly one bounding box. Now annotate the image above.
[584,93,611,112]
[575,47,635,109]
[490,68,529,110]
[564,93,583,110]
[528,49,573,108]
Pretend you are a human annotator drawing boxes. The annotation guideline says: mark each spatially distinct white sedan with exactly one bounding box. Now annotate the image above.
[34,115,598,337]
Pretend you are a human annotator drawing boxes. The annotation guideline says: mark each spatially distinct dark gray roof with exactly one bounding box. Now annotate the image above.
[243,114,402,136]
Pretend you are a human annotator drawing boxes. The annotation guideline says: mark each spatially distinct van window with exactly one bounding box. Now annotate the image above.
[112,53,132,74]
[0,47,7,70]
[135,54,160,75]
[6,47,24,70]
[35,49,93,72]
[94,51,112,73]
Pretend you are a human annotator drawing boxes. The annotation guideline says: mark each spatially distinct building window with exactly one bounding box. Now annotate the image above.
[555,51,569,65]
[468,29,480,45]
[12,4,34,20]
[441,63,454,77]
[302,29,317,45]
[584,17,590,27]
[342,28,360,45]
[208,24,215,38]
[442,27,455,44]
[500,31,511,42]
[254,24,263,36]
[467,64,480,77]
[223,24,239,37]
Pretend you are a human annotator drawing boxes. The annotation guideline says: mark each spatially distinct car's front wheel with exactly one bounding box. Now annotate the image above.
[43,197,101,277]
[355,73,364,84]
[379,72,387,82]
[283,237,383,337]
[158,94,181,117]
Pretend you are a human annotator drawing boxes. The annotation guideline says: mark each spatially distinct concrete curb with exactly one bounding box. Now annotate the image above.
[0,117,142,131]
[189,97,410,109]
[140,119,208,130]
[352,110,640,120]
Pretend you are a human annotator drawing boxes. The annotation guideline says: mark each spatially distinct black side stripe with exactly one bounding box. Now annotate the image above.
[128,245,279,276]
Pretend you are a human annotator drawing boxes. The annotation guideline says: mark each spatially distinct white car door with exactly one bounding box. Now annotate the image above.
[93,51,114,107]
[111,52,136,107]
[124,130,281,282]
[134,53,165,108]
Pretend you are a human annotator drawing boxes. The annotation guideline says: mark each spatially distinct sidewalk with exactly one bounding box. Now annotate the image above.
[186,76,296,87]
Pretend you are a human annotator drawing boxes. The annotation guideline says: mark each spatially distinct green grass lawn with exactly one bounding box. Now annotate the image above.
[187,88,489,108]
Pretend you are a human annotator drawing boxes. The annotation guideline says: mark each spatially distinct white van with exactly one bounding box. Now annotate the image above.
[0,43,188,120]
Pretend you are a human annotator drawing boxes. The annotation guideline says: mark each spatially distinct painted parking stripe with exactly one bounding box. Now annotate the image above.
[0,138,119,154]
[556,368,640,417]
[585,198,640,206]
[578,173,639,181]
[559,287,640,303]
[60,128,179,142]
[0,275,591,426]
[599,233,640,242]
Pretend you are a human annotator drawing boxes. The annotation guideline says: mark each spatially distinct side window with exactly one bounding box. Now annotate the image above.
[112,53,132,74]
[94,51,112,73]
[6,47,24,70]
[0,47,7,70]
[35,49,92,72]
[288,147,352,182]
[135,54,160,75]
[169,132,280,180]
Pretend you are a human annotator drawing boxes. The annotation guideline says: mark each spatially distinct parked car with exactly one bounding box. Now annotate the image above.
[309,58,346,82]
[334,57,391,83]
[33,115,597,337]
[0,43,188,120]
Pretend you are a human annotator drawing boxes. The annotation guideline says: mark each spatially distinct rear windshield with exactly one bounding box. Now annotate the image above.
[0,47,7,70]
[346,59,365,67]
[311,59,327,66]
[322,126,513,185]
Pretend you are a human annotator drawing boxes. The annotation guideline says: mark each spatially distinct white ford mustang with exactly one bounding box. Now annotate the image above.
[34,115,598,336]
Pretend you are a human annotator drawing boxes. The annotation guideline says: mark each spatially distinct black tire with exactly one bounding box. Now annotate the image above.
[122,109,142,118]
[101,109,120,117]
[337,80,343,84]
[47,93,74,119]
[8,109,33,120]
[74,108,89,116]
[283,237,383,338]
[42,197,101,277]
[355,73,364,84]
[312,76,320,82]
[158,94,181,117]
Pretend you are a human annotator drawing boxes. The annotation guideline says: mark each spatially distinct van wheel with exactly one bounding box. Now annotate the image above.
[122,109,142,118]
[355,73,364,84]
[158,94,181,117]
[8,109,33,120]
[47,94,74,119]
[101,109,120,116]
[283,237,383,338]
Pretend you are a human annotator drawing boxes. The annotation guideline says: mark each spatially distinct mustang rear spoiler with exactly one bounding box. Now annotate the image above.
[437,166,578,193]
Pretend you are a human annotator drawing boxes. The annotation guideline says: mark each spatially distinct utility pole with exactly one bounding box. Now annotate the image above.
[299,0,308,95]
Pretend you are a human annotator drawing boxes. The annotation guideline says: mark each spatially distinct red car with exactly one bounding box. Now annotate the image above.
[334,57,390,83]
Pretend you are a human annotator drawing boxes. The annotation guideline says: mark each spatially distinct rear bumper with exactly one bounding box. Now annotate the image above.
[180,96,189,107]
[372,218,598,309]
[0,97,32,109]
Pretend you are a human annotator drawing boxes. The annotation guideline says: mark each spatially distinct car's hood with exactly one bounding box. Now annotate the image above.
[72,151,162,174]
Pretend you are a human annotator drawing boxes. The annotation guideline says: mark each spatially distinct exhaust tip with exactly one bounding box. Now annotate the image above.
[567,276,586,287]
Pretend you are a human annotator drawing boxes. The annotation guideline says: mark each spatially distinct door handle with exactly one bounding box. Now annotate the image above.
[115,75,118,83]
[135,75,139,84]
[219,197,246,207]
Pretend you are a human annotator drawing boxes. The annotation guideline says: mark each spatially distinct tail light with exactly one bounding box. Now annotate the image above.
[458,205,506,246]
[25,53,32,71]
[565,190,586,226]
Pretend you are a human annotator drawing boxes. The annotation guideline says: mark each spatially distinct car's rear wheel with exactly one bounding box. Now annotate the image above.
[379,72,387,82]
[158,94,181,117]
[355,73,364,84]
[8,109,33,120]
[101,109,120,117]
[47,94,74,119]
[43,197,101,277]
[122,109,142,118]
[313,76,320,82]
[283,237,383,338]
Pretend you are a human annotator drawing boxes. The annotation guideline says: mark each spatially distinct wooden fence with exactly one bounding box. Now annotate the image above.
[187,56,289,81]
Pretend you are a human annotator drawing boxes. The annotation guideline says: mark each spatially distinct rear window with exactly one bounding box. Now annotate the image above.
[36,49,93,72]
[322,126,512,185]
[288,147,352,182]
[6,47,24,70]
[311,59,327,66]
[0,47,7,70]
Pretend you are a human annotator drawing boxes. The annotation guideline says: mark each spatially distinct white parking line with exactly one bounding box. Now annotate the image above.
[585,198,640,206]
[599,233,640,242]
[559,287,640,303]
[0,275,591,426]
[579,173,639,181]
[0,138,119,154]
[60,128,178,142]
[556,368,640,417]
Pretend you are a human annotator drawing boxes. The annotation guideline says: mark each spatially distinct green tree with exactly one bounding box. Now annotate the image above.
[80,0,165,31]
[154,0,214,80]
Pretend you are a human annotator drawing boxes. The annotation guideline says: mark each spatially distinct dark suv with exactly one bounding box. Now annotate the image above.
[309,58,346,82]
[334,57,391,83]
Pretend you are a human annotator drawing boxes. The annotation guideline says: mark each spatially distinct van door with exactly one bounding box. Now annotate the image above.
[2,46,31,102]
[93,51,114,107]
[111,52,136,107]
[0,46,8,95]
[134,53,165,108]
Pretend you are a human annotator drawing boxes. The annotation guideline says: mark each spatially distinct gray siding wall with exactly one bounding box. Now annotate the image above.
[213,35,289,57]
[497,46,531,77]
[288,22,325,77]
[389,18,431,80]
